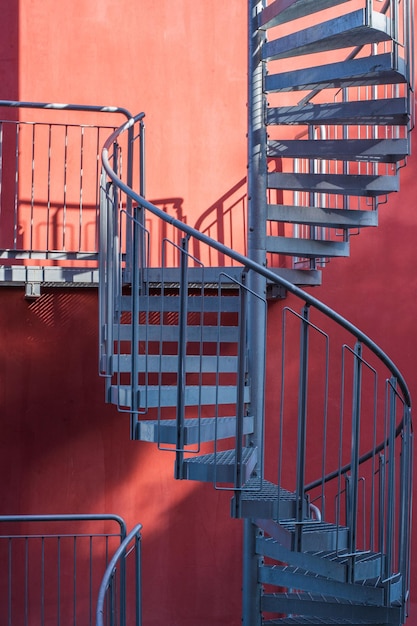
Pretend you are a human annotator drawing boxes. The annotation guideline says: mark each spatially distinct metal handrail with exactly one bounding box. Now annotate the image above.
[96,523,143,626]
[0,513,127,530]
[0,100,132,119]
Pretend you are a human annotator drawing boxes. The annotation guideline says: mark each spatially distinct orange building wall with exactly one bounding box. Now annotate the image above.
[0,1,416,624]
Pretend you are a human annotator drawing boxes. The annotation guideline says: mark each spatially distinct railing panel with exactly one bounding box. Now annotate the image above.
[0,514,126,626]
[96,523,142,626]
[0,102,134,280]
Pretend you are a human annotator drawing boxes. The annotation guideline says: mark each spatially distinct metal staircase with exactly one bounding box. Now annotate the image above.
[257,0,414,274]
[99,1,413,624]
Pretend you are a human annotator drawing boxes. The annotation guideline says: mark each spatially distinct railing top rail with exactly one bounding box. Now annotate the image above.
[0,513,127,535]
[0,100,133,120]
[101,116,412,410]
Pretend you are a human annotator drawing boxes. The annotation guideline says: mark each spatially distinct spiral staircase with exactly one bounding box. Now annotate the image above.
[99,1,414,624]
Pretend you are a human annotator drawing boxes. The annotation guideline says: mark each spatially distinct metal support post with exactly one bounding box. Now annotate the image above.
[174,236,189,479]
[294,304,310,551]
[347,342,363,580]
[243,1,267,625]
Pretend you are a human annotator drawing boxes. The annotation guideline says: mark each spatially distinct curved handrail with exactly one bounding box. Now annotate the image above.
[96,522,143,626]
[101,115,412,411]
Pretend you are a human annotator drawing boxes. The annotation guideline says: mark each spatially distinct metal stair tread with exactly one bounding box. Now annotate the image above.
[259,0,350,29]
[266,267,322,286]
[256,535,386,584]
[266,236,349,258]
[259,573,386,611]
[265,53,407,93]
[261,590,400,623]
[256,535,347,582]
[262,565,383,590]
[267,204,378,228]
[263,619,382,625]
[110,383,250,408]
[231,478,300,520]
[263,590,382,608]
[239,477,296,501]
[120,293,241,313]
[143,266,244,287]
[263,10,390,61]
[112,353,240,374]
[267,138,409,163]
[182,446,258,483]
[262,616,380,626]
[112,323,240,342]
[267,172,399,196]
[279,519,345,534]
[135,415,254,444]
[266,97,410,126]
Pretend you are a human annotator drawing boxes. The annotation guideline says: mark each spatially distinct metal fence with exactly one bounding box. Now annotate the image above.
[0,101,135,286]
[0,514,128,626]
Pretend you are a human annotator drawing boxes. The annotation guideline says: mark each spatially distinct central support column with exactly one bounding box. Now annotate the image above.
[242,2,268,625]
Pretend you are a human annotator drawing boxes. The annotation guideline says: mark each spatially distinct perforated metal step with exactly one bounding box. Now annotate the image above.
[181,446,257,483]
[258,565,384,604]
[135,415,254,445]
[120,293,241,313]
[263,619,388,625]
[230,478,301,519]
[257,535,386,584]
[278,520,349,552]
[261,591,401,624]
[110,384,250,409]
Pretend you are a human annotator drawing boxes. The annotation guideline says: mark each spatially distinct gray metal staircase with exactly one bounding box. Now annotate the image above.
[98,0,414,625]
[260,0,413,272]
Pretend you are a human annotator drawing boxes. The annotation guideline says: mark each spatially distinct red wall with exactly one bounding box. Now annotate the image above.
[0,1,416,624]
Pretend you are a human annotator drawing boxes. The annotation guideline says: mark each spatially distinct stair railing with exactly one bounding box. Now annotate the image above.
[0,514,128,626]
[100,112,412,605]
[0,100,133,280]
[96,523,142,626]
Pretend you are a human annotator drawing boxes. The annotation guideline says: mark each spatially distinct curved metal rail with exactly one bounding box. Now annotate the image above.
[100,111,413,608]
[96,523,143,626]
